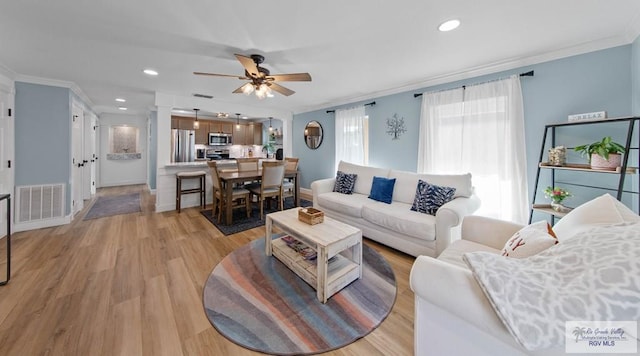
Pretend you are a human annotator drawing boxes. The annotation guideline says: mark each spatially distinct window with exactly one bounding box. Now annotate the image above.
[335,106,368,169]
[417,76,529,223]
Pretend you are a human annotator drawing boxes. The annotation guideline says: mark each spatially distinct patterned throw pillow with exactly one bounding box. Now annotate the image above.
[411,179,456,215]
[333,171,357,194]
[501,220,558,258]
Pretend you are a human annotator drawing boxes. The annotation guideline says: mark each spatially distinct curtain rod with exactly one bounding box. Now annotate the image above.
[326,101,376,114]
[413,70,534,98]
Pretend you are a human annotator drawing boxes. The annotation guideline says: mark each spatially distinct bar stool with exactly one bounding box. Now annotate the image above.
[176,171,206,213]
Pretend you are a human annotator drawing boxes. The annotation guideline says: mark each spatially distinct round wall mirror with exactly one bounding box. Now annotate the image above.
[304,121,323,149]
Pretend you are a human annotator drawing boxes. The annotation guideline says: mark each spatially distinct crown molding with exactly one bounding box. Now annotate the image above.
[294,34,633,115]
[0,63,16,93]
[15,74,94,109]
[625,12,640,43]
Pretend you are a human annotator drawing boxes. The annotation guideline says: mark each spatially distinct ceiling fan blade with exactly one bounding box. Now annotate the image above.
[193,72,248,80]
[267,73,312,82]
[234,54,260,78]
[268,83,295,96]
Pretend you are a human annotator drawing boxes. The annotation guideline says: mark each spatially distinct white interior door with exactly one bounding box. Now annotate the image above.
[71,104,84,215]
[83,112,96,199]
[0,87,14,238]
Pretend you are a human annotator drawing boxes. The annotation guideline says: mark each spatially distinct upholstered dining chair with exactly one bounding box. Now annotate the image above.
[248,161,286,220]
[282,157,299,199]
[207,161,251,222]
[235,157,261,188]
[235,157,260,172]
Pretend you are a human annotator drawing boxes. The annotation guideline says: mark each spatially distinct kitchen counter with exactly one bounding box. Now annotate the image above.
[165,159,238,168]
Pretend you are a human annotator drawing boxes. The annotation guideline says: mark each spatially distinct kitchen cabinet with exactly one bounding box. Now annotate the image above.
[233,124,247,145]
[209,121,233,134]
[233,123,263,145]
[171,116,196,130]
[194,122,209,144]
[251,123,263,144]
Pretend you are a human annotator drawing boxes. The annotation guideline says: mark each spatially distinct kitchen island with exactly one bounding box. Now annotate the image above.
[157,158,279,212]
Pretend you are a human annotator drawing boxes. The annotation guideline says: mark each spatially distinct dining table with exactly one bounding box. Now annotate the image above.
[217,169,300,225]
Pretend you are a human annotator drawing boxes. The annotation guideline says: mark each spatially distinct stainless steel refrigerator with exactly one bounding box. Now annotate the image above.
[171,129,195,162]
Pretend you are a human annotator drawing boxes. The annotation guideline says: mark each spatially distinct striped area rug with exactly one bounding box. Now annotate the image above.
[203,236,397,355]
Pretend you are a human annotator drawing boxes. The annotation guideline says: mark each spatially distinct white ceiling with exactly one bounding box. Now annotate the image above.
[1,1,639,117]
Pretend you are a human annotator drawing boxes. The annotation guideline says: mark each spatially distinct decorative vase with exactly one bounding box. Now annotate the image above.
[548,146,566,166]
[550,201,565,212]
[590,153,621,171]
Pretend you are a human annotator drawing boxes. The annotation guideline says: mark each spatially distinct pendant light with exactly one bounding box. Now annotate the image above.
[268,117,273,131]
[236,113,241,129]
[193,108,200,129]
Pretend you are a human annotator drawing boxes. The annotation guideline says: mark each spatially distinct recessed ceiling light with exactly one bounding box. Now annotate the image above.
[118,107,127,111]
[438,19,460,32]
[143,69,158,76]
[115,98,126,102]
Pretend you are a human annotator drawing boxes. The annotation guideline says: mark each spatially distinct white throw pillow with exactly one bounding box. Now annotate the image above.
[552,194,640,241]
[501,220,558,258]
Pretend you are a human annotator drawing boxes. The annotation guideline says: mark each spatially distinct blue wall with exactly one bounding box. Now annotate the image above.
[294,45,638,214]
[633,35,640,116]
[15,82,72,213]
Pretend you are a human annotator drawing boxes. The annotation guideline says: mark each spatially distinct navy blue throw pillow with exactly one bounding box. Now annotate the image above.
[333,171,357,194]
[411,179,456,215]
[368,176,396,204]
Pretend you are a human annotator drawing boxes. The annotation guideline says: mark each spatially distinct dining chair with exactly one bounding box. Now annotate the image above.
[248,161,286,220]
[207,161,251,222]
[282,157,299,200]
[236,157,260,172]
[235,157,261,188]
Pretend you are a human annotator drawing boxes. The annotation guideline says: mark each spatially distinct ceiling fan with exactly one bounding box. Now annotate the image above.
[194,54,312,99]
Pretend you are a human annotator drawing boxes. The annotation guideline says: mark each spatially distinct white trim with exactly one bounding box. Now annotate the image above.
[294,34,632,114]
[624,12,640,43]
[15,74,94,108]
[13,214,71,232]
[300,187,312,197]
[99,179,148,188]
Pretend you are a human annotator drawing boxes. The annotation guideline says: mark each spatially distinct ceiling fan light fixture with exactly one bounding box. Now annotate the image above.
[241,83,255,95]
[255,84,269,100]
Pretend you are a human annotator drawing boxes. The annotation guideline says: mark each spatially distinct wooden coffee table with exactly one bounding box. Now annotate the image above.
[265,208,362,303]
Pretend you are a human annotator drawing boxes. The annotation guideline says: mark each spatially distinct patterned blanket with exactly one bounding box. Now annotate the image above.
[464,222,640,351]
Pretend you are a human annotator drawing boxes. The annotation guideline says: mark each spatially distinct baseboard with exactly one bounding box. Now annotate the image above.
[14,214,72,232]
[300,188,312,200]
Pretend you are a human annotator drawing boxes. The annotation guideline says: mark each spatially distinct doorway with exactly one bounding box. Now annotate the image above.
[71,104,84,215]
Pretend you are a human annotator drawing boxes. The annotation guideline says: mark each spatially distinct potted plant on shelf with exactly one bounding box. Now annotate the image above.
[262,141,275,158]
[574,136,625,170]
[544,186,571,212]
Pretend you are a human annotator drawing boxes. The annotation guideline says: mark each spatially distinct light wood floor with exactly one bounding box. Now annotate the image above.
[0,184,416,356]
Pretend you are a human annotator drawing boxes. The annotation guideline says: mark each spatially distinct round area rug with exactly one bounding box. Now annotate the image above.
[203,236,397,355]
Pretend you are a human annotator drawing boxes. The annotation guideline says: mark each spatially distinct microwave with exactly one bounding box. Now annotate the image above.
[209,132,232,146]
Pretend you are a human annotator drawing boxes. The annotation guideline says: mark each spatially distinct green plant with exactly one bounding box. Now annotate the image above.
[544,186,571,204]
[262,141,275,155]
[574,136,625,161]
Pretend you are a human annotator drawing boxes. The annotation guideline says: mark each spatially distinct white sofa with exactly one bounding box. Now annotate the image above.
[311,161,480,257]
[410,194,640,356]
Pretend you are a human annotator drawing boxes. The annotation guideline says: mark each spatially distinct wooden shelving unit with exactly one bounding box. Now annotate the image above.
[539,162,637,174]
[529,116,640,224]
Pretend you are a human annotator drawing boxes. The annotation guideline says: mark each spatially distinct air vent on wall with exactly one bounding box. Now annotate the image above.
[16,184,65,223]
[193,93,214,99]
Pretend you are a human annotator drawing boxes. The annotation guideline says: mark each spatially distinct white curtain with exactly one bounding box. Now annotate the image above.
[417,75,529,223]
[335,105,366,170]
